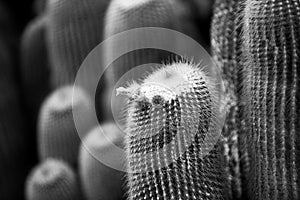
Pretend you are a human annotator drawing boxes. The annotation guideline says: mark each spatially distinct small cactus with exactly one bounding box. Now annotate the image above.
[21,15,51,124]
[46,0,110,88]
[122,62,226,199]
[25,159,81,200]
[38,85,95,167]
[243,0,300,199]
[79,123,125,200]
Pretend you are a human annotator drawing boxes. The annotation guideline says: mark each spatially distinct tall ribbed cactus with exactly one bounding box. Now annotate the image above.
[38,86,95,167]
[211,0,248,198]
[79,123,125,200]
[121,62,226,199]
[25,159,81,200]
[243,0,300,199]
[46,0,110,88]
[21,15,51,124]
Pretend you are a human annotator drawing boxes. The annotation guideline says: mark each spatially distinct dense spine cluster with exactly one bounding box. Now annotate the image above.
[79,123,125,200]
[211,0,248,198]
[38,86,94,167]
[243,0,300,199]
[46,0,110,88]
[25,159,81,200]
[123,63,226,200]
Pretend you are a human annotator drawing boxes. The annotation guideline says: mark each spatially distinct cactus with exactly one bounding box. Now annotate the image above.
[38,85,95,167]
[121,62,226,199]
[211,0,249,199]
[243,0,300,199]
[79,123,125,200]
[25,159,81,200]
[21,15,51,124]
[46,0,110,88]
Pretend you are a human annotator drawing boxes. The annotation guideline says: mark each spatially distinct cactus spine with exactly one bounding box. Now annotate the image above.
[25,159,81,200]
[38,86,94,167]
[46,0,110,88]
[243,0,300,199]
[122,62,226,200]
[79,123,125,200]
[211,0,248,198]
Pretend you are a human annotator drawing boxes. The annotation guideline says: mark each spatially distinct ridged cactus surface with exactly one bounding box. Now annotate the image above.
[21,15,51,123]
[79,123,125,200]
[46,0,110,88]
[122,62,226,200]
[211,0,248,198]
[25,159,81,200]
[243,0,300,199]
[38,86,94,167]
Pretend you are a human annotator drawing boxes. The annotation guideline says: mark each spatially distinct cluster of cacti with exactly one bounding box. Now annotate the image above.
[38,86,95,167]
[121,62,226,199]
[79,123,125,200]
[242,0,300,199]
[25,158,81,200]
[46,0,110,88]
[21,15,51,124]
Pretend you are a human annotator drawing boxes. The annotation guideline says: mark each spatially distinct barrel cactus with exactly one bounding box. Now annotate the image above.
[21,15,50,123]
[79,123,125,200]
[38,85,95,167]
[243,0,300,199]
[46,0,110,88]
[120,62,226,199]
[25,159,81,200]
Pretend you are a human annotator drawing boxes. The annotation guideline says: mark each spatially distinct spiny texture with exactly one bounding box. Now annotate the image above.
[38,86,94,167]
[122,62,226,200]
[79,123,125,200]
[46,0,110,88]
[211,0,249,198]
[21,15,51,124]
[25,159,81,200]
[243,0,300,199]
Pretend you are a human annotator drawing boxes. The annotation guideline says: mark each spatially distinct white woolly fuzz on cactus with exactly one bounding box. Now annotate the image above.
[38,85,95,167]
[120,62,226,199]
[25,159,81,200]
[79,123,125,200]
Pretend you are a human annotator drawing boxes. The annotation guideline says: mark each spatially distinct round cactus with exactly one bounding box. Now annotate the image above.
[46,0,110,88]
[121,62,226,200]
[79,123,126,200]
[25,159,81,200]
[38,85,95,167]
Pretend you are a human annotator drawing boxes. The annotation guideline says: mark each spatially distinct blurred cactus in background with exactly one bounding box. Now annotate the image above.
[46,0,110,88]
[21,15,51,125]
[122,62,226,199]
[243,0,300,199]
[211,0,248,198]
[38,86,95,167]
[79,123,125,200]
[25,158,81,200]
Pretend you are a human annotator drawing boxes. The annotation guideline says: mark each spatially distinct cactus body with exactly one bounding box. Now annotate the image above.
[46,0,110,88]
[211,0,248,198]
[243,0,300,199]
[123,62,226,200]
[21,15,51,124]
[38,86,94,167]
[79,123,125,200]
[25,159,81,200]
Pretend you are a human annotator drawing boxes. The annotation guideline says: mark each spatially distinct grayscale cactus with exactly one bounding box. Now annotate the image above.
[38,85,95,167]
[79,123,125,200]
[21,15,51,123]
[120,62,226,200]
[25,159,81,200]
[243,0,300,199]
[46,0,110,88]
[211,0,249,198]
